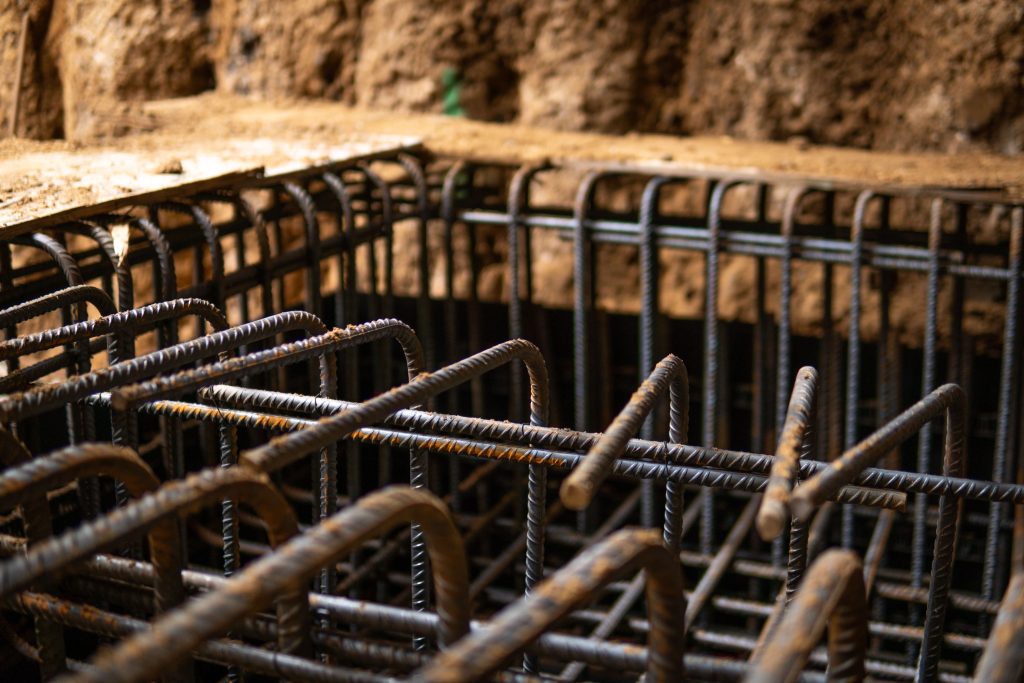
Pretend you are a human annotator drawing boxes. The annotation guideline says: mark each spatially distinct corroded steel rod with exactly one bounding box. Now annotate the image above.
[747,549,867,683]
[58,486,469,683]
[410,527,685,683]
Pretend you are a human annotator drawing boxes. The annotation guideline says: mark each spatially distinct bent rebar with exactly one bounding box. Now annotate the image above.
[0,442,192,682]
[0,427,69,678]
[0,298,235,494]
[0,310,330,422]
[0,285,116,329]
[277,182,323,320]
[0,297,229,364]
[560,354,688,549]
[239,338,549,603]
[505,163,550,422]
[151,202,225,314]
[92,215,178,346]
[409,527,686,683]
[702,177,753,554]
[974,572,1024,683]
[194,316,427,620]
[192,191,270,328]
[59,221,135,316]
[109,318,423,598]
[0,444,180,604]
[113,318,425,411]
[757,367,818,541]
[0,285,119,398]
[790,383,966,682]
[57,486,469,683]
[746,549,867,683]
[0,466,308,656]
[750,368,820,652]
[7,589,387,683]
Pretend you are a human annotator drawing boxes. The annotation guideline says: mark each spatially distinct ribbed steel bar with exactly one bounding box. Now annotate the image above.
[0,425,69,678]
[792,383,965,682]
[0,310,330,422]
[0,285,116,330]
[561,354,689,549]
[747,549,867,683]
[110,318,423,600]
[238,338,549,640]
[196,384,1014,506]
[93,215,178,346]
[151,202,225,318]
[193,190,274,321]
[58,486,468,683]
[32,543,991,677]
[0,297,228,366]
[57,222,135,324]
[0,444,177,604]
[757,366,818,542]
[1,152,1023,683]
[453,203,1024,279]
[6,591,390,683]
[506,164,548,424]
[121,395,906,512]
[703,178,751,555]
[0,465,309,658]
[0,283,117,514]
[10,548,801,682]
[410,528,685,683]
[0,442,191,682]
[982,208,1023,605]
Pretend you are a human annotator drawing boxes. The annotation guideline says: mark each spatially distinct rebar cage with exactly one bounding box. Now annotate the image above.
[1,144,1023,683]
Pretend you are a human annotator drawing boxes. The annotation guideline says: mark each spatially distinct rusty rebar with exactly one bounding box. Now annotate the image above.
[747,549,867,683]
[561,354,688,548]
[199,385,1018,508]
[0,310,330,422]
[0,465,308,658]
[411,527,685,683]
[791,383,965,682]
[757,366,818,541]
[58,486,468,683]
[974,572,1024,683]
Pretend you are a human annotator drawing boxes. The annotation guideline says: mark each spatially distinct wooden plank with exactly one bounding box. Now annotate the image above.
[0,169,260,236]
[0,131,420,236]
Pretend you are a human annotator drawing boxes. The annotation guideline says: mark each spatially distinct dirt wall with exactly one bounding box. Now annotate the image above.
[3,1,1021,355]
[3,1,1023,154]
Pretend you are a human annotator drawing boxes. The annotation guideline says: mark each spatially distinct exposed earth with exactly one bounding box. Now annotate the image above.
[2,1,1023,153]
[1,1,1022,351]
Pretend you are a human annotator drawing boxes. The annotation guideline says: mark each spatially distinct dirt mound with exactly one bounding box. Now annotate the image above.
[3,1,1023,154]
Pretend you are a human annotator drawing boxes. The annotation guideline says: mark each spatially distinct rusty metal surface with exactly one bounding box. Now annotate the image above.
[410,528,684,683]
[974,572,1024,683]
[747,549,867,683]
[0,151,1022,683]
[61,486,467,683]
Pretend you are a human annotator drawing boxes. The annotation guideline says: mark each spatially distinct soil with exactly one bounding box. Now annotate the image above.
[3,93,1019,241]
[4,1,1023,155]
[2,94,1023,349]
[1,2,1023,352]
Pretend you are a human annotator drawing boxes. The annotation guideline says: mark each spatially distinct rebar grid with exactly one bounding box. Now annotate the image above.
[0,148,1022,683]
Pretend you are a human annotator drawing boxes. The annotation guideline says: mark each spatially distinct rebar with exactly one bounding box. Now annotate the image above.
[410,528,685,683]
[747,549,868,683]
[0,149,1022,683]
